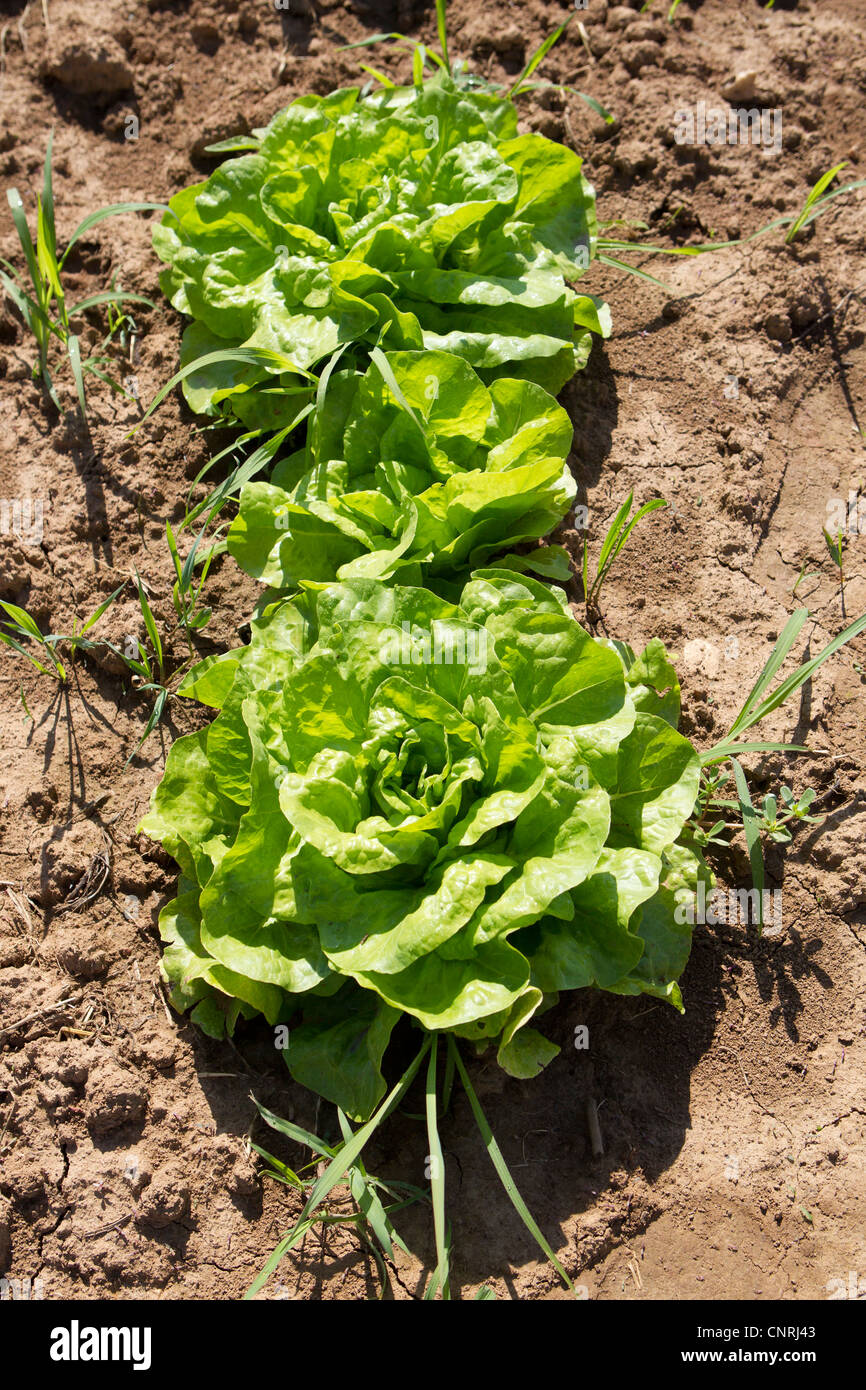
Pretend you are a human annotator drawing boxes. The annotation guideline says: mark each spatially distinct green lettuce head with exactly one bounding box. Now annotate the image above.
[154,73,610,429]
[141,571,709,1121]
[227,346,578,592]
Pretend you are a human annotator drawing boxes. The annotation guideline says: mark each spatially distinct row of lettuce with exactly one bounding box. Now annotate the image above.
[142,73,711,1121]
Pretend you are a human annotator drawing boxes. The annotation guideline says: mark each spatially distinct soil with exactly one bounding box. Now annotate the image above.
[0,0,864,1303]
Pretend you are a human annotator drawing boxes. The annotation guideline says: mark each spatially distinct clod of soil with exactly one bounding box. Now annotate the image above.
[134,1163,190,1229]
[85,1065,148,1136]
[40,31,135,98]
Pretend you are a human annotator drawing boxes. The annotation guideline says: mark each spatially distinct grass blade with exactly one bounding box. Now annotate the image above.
[134,569,163,677]
[435,0,449,72]
[6,189,41,302]
[40,360,63,411]
[336,1110,405,1261]
[67,333,87,417]
[569,88,615,124]
[253,1098,337,1158]
[80,362,130,395]
[301,1043,429,1218]
[79,581,127,636]
[597,498,667,587]
[727,608,809,741]
[0,600,48,643]
[0,628,52,676]
[0,265,36,331]
[798,179,866,231]
[358,63,396,89]
[785,162,847,244]
[165,521,184,589]
[249,1142,305,1191]
[182,428,261,514]
[98,638,149,683]
[441,1037,455,1115]
[513,81,615,125]
[338,32,409,51]
[37,134,66,327]
[309,343,349,466]
[595,491,634,577]
[183,415,306,539]
[732,612,866,742]
[701,741,811,767]
[369,345,423,431]
[355,1227,394,1300]
[510,13,575,97]
[40,129,57,268]
[450,1038,576,1294]
[61,202,172,263]
[599,238,704,257]
[0,257,71,342]
[423,1224,453,1302]
[597,252,675,293]
[130,348,314,435]
[424,1036,450,1299]
[69,289,155,317]
[125,687,167,765]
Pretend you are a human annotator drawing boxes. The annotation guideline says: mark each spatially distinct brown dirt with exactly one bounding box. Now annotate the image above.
[0,0,864,1302]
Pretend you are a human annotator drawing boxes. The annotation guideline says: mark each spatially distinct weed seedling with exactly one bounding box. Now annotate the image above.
[784,163,866,245]
[338,2,615,124]
[692,777,824,851]
[692,607,866,924]
[822,525,846,617]
[0,583,129,686]
[166,521,219,645]
[596,162,866,294]
[61,583,128,667]
[581,491,668,617]
[132,571,164,686]
[0,600,67,682]
[0,134,163,416]
[792,559,820,599]
[249,1095,428,1302]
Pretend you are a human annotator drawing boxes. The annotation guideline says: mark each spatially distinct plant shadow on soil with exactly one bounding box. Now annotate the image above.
[561,341,619,497]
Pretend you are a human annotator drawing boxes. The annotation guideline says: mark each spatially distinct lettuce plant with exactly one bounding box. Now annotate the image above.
[153,73,609,430]
[227,347,577,591]
[141,569,709,1123]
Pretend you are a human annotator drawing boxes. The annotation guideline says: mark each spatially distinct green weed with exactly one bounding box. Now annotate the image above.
[0,134,163,416]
